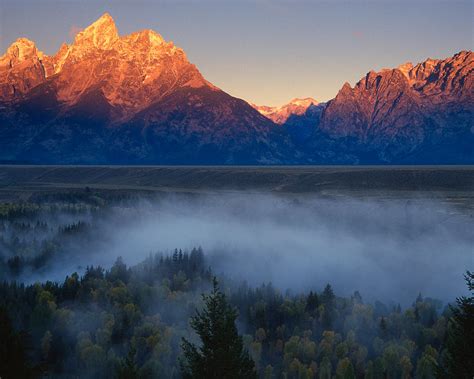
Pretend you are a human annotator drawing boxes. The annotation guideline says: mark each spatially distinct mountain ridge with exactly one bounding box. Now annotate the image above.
[318,49,473,162]
[0,13,288,164]
[251,98,321,125]
[0,13,472,164]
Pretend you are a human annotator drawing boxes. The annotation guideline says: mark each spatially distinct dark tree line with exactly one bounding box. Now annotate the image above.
[0,249,472,378]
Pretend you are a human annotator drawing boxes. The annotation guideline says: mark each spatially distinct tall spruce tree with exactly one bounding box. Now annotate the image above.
[440,271,474,378]
[321,284,336,329]
[181,278,257,379]
[0,307,34,378]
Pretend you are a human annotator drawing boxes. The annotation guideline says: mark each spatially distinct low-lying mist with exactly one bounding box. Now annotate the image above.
[27,193,473,305]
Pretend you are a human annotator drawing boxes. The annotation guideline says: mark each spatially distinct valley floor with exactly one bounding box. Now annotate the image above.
[0,165,473,208]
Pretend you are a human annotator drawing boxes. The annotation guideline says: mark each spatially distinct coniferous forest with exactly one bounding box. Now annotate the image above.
[1,1,473,377]
[0,197,472,379]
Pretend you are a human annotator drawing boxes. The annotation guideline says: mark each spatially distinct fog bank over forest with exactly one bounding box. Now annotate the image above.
[28,193,470,305]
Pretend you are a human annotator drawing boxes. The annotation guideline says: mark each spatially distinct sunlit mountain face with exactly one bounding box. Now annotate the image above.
[0,13,472,164]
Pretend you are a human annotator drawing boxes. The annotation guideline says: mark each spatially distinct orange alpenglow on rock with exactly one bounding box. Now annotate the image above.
[0,38,47,98]
[251,98,320,124]
[73,13,119,50]
[0,12,216,118]
[319,50,473,144]
[0,12,472,165]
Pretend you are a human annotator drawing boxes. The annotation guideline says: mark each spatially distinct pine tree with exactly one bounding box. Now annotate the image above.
[306,291,320,312]
[379,316,387,339]
[441,271,474,378]
[321,284,335,306]
[319,356,332,379]
[181,278,257,379]
[321,284,336,330]
[336,357,356,379]
[117,346,139,379]
[0,307,34,378]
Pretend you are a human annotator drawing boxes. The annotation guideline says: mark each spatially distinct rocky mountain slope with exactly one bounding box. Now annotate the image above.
[0,13,472,164]
[251,98,320,124]
[0,13,287,164]
[251,98,326,144]
[318,50,473,163]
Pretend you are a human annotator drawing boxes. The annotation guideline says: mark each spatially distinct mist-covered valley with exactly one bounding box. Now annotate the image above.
[2,193,472,304]
[1,190,472,378]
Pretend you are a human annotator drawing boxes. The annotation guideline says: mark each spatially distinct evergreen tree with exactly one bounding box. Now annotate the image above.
[319,356,332,379]
[352,290,363,305]
[441,271,474,378]
[321,284,335,306]
[107,257,130,283]
[306,291,320,312]
[181,278,257,379]
[379,316,387,339]
[364,361,375,379]
[336,357,356,379]
[321,284,336,329]
[0,307,34,378]
[117,346,139,379]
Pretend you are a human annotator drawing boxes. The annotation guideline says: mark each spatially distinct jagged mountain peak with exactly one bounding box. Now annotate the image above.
[335,51,473,102]
[400,50,473,100]
[6,37,36,52]
[70,14,176,56]
[453,50,472,61]
[73,12,119,50]
[397,62,414,79]
[0,16,471,165]
[0,37,47,99]
[288,97,318,107]
[0,38,41,66]
[0,13,281,164]
[320,50,473,162]
[0,12,216,113]
[119,29,181,58]
[252,97,320,124]
[341,82,352,91]
[94,12,115,25]
[126,29,166,46]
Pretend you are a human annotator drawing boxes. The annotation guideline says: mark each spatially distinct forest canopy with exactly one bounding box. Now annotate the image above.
[0,248,472,378]
[0,198,472,378]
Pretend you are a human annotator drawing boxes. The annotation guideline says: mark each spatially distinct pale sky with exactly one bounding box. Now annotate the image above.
[1,0,472,106]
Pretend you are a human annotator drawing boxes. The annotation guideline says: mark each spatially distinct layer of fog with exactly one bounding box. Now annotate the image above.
[33,193,474,305]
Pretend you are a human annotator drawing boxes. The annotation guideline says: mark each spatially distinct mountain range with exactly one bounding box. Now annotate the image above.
[0,13,472,164]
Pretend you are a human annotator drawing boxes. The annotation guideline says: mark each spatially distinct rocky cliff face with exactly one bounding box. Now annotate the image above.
[0,13,286,164]
[251,98,320,125]
[50,14,217,120]
[0,13,472,164]
[0,38,47,100]
[319,50,473,162]
[1,13,215,118]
